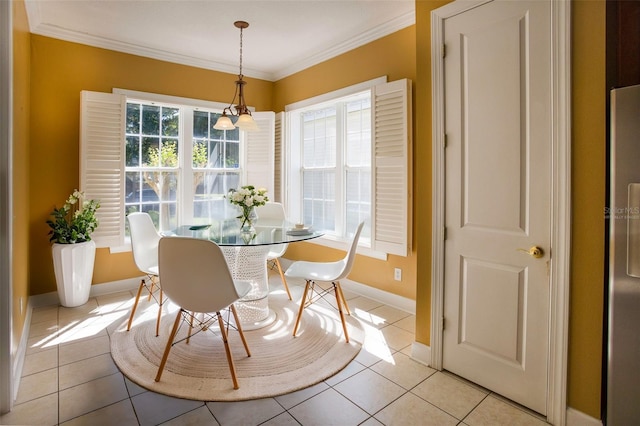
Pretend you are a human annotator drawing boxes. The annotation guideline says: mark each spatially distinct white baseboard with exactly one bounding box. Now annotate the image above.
[566,407,602,426]
[29,277,143,308]
[411,341,431,366]
[11,300,32,403]
[279,258,416,314]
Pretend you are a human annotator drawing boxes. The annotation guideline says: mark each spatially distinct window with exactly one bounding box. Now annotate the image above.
[80,90,274,248]
[298,93,371,240]
[124,102,181,230]
[285,78,412,257]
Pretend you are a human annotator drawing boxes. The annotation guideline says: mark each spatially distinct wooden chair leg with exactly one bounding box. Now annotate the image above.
[155,288,163,337]
[186,311,195,344]
[230,304,251,357]
[126,279,146,331]
[293,280,312,337]
[155,309,182,382]
[274,258,292,300]
[217,311,240,389]
[336,281,351,315]
[334,282,350,343]
[147,277,155,301]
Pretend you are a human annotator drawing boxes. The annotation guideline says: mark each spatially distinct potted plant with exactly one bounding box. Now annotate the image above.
[46,190,100,307]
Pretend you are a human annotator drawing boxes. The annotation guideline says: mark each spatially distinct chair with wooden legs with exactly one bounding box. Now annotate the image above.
[126,212,163,336]
[255,202,292,300]
[284,221,365,343]
[155,236,252,389]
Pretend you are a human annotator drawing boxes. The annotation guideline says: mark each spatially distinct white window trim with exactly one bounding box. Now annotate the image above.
[113,88,238,112]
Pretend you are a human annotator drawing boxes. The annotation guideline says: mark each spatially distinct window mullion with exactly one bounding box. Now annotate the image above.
[335,102,345,237]
[181,108,194,224]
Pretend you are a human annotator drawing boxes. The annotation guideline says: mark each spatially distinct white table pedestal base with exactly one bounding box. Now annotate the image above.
[221,245,276,330]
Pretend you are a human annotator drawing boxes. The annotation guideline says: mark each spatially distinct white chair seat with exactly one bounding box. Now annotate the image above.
[285,222,365,343]
[285,260,346,282]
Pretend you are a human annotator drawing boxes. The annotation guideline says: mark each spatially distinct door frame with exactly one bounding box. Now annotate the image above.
[429,1,571,425]
[0,0,14,414]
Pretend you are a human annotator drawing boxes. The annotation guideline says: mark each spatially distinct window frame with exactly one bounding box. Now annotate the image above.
[284,76,414,259]
[81,89,274,252]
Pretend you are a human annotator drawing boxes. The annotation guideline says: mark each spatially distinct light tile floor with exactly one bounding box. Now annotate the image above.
[1,277,550,426]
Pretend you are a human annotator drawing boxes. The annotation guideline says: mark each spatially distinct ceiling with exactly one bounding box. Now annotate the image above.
[24,0,415,82]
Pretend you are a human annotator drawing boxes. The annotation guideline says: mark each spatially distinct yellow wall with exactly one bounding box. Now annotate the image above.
[11,0,31,368]
[568,0,606,417]
[19,0,606,418]
[28,36,274,295]
[275,26,418,300]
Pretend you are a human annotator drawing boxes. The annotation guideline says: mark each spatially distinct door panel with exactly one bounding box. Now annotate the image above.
[443,0,551,415]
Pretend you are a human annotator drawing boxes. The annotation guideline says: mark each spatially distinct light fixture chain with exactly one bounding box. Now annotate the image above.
[238,25,243,77]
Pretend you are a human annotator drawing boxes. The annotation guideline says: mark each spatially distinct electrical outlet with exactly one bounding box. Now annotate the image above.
[394,268,402,281]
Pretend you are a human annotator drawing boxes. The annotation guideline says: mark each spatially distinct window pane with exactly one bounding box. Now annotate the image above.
[193,111,208,138]
[161,107,179,136]
[126,103,140,134]
[303,108,336,168]
[225,141,240,168]
[302,169,335,232]
[142,105,160,135]
[125,171,141,204]
[160,139,179,167]
[346,98,371,167]
[193,140,208,168]
[346,168,371,238]
[125,136,139,167]
[142,137,160,167]
[125,171,178,231]
[193,171,241,223]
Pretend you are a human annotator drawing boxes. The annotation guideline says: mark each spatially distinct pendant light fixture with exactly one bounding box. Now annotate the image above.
[214,20,259,132]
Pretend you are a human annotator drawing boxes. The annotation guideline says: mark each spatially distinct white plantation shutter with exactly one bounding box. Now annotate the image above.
[274,112,285,203]
[80,90,126,248]
[243,111,275,199]
[371,79,412,256]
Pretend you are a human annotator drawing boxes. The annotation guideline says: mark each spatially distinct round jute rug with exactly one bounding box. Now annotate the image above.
[110,292,364,401]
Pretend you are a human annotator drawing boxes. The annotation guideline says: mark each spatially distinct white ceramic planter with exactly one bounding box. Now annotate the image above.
[52,240,96,307]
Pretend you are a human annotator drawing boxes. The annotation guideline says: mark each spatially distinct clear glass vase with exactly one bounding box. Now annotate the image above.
[239,207,258,244]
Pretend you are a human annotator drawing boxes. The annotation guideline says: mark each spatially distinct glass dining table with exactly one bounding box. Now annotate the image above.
[163,222,323,329]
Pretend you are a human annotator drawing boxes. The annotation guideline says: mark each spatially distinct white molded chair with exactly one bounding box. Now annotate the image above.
[285,221,365,343]
[155,237,251,389]
[127,212,163,336]
[255,202,292,300]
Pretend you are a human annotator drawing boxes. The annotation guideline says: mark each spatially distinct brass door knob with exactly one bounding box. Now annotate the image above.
[518,246,544,258]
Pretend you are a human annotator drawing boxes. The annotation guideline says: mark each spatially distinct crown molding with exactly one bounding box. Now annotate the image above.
[29,22,273,81]
[24,0,414,82]
[273,10,415,81]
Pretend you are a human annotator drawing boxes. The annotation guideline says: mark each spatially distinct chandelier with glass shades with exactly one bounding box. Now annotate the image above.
[213,20,259,132]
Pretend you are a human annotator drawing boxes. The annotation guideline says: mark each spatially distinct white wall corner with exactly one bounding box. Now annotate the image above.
[566,407,602,426]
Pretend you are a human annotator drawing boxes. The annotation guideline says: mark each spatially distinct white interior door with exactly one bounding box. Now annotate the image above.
[442,0,551,415]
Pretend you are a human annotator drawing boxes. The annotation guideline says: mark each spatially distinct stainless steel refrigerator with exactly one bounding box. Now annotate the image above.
[608,84,640,425]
